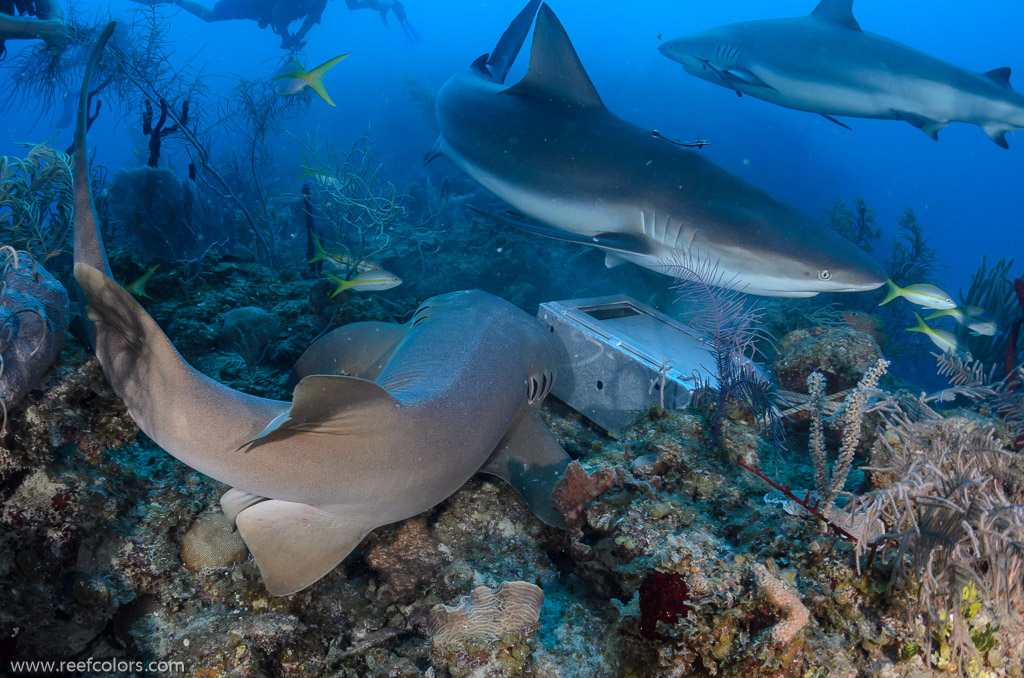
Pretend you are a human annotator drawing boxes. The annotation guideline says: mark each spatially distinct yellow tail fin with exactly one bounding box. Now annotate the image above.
[878,279,901,306]
[303,53,349,107]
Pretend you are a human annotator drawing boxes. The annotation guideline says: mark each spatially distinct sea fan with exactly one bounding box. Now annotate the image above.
[662,254,784,450]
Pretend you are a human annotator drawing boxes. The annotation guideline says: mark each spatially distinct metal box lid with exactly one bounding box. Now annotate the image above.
[538,295,715,432]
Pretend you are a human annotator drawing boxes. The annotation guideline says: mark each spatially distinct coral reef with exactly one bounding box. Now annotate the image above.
[774,325,884,394]
[428,581,544,677]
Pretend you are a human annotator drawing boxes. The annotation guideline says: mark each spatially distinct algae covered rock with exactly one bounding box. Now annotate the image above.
[0,254,68,412]
[774,325,883,393]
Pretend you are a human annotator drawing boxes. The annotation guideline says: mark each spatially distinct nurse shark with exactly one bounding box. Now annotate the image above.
[72,23,571,596]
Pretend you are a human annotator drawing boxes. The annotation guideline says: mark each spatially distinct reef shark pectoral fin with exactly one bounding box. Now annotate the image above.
[893,110,948,141]
[480,411,571,530]
[235,500,375,596]
[221,488,268,526]
[469,206,658,257]
[242,374,402,450]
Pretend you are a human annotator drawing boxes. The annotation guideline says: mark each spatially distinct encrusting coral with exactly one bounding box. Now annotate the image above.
[750,562,810,646]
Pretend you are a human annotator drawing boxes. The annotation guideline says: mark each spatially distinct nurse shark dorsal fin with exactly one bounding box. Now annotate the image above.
[503,3,604,108]
[480,410,571,529]
[484,0,542,84]
[242,374,402,449]
[809,0,861,31]
[235,500,376,595]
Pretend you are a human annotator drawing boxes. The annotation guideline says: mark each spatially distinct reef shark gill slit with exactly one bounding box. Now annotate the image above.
[72,22,571,596]
[432,2,886,298]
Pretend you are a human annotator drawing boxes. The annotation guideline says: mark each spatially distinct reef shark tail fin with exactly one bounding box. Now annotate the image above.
[481,411,571,529]
[235,500,374,595]
[304,53,349,106]
[241,374,401,450]
[484,0,542,84]
[503,3,603,108]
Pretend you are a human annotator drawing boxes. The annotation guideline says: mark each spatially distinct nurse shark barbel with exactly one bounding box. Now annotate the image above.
[72,23,571,596]
[659,0,1024,148]
[430,1,886,298]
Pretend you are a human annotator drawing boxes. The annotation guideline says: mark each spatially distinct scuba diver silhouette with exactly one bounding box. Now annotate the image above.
[0,0,66,59]
[131,0,418,50]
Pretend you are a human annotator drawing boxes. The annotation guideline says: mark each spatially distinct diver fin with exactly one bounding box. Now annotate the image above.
[983,67,1013,90]
[894,110,947,141]
[481,411,571,529]
[503,4,604,108]
[809,0,861,31]
[982,123,1011,149]
[235,500,375,595]
[303,53,349,107]
[423,137,444,165]
[484,0,542,84]
[289,321,409,386]
[221,488,268,526]
[242,375,401,449]
[471,206,658,256]
[605,252,628,268]
[820,113,852,130]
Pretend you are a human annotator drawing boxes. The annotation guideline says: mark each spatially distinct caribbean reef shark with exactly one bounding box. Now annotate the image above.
[431,1,885,297]
[72,24,570,596]
[659,0,1024,148]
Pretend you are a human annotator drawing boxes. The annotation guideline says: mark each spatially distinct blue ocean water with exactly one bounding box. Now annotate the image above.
[2,0,1022,307]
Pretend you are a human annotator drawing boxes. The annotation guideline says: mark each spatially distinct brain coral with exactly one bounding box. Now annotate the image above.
[428,581,544,648]
[179,512,249,571]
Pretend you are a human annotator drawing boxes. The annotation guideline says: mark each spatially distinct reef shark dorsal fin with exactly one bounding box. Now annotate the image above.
[983,67,1013,90]
[480,411,571,529]
[235,500,375,595]
[503,3,604,108]
[809,0,861,31]
[242,374,401,449]
[483,0,542,84]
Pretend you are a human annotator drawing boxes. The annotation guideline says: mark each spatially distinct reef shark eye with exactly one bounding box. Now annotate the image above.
[818,269,832,281]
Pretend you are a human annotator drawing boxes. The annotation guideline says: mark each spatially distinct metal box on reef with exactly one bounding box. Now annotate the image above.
[537,295,715,432]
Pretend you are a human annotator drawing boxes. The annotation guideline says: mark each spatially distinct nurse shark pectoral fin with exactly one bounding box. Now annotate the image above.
[235,500,377,596]
[480,410,572,530]
[221,488,268,526]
